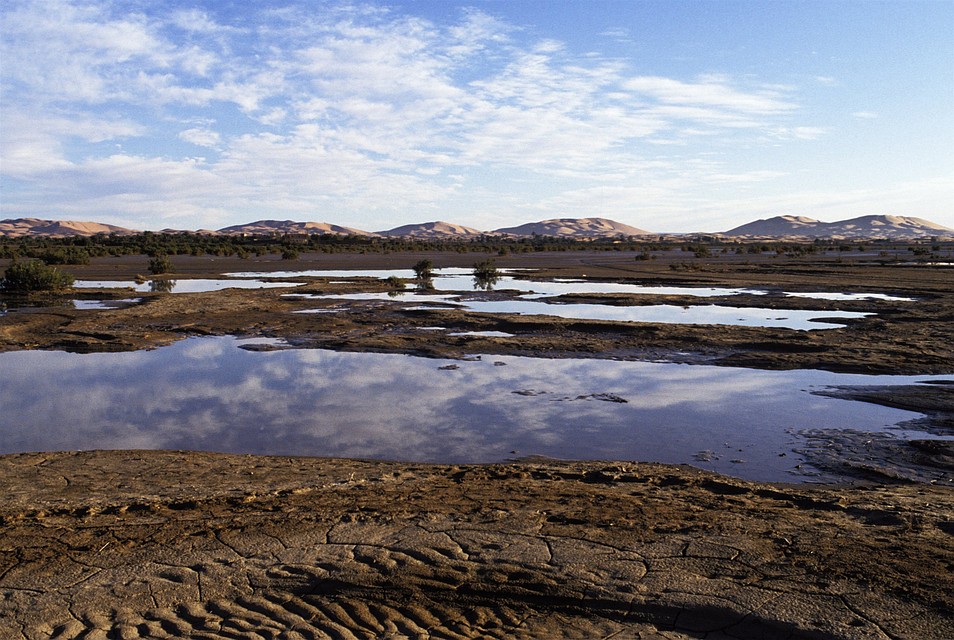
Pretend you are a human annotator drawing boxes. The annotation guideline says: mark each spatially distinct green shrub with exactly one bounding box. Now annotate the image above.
[0,259,74,293]
[472,259,499,290]
[412,259,433,280]
[148,254,174,275]
[412,259,434,290]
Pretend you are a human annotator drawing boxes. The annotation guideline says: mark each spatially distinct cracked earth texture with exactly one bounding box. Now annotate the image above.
[1,451,952,639]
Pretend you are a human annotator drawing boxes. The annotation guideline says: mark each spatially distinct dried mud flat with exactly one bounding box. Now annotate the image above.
[2,451,953,639]
[2,250,953,637]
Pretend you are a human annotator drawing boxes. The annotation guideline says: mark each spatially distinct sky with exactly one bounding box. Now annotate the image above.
[1,0,952,233]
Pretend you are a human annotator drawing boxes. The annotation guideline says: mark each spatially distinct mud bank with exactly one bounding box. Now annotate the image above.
[2,252,953,376]
[1,451,952,639]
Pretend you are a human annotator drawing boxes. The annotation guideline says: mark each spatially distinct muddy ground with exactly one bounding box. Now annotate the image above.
[2,250,952,375]
[2,451,953,639]
[1,249,953,637]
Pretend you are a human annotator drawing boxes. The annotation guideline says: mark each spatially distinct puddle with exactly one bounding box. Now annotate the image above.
[71,298,142,310]
[786,292,913,302]
[74,279,306,293]
[449,331,516,338]
[289,291,869,330]
[0,336,944,483]
[229,267,908,302]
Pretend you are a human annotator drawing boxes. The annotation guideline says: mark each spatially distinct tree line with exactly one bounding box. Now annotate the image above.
[3,230,943,265]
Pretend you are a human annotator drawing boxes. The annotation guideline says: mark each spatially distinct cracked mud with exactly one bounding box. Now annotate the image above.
[2,451,953,639]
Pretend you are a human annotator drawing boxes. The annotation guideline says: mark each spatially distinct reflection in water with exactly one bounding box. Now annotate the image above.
[150,279,176,293]
[413,259,435,291]
[288,291,869,330]
[72,298,141,310]
[472,260,500,291]
[472,273,498,291]
[786,291,913,302]
[0,337,939,482]
[228,268,906,301]
[415,276,435,291]
[74,279,306,293]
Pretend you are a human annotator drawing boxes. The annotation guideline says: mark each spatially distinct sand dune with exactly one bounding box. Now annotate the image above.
[0,218,137,237]
[377,220,486,238]
[725,214,953,239]
[3,214,951,239]
[494,217,651,238]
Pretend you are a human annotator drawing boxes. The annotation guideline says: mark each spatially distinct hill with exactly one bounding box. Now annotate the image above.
[725,215,953,239]
[0,218,137,238]
[4,214,951,241]
[377,221,486,239]
[217,220,376,236]
[493,218,651,238]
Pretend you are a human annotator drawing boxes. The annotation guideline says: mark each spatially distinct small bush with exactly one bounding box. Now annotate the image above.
[412,259,433,280]
[472,259,499,291]
[0,259,74,293]
[148,254,174,275]
[412,259,434,290]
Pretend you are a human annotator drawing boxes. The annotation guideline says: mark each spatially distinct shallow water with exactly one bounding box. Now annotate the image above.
[785,291,912,302]
[228,267,908,301]
[74,278,305,293]
[72,298,142,310]
[289,291,869,330]
[0,336,942,482]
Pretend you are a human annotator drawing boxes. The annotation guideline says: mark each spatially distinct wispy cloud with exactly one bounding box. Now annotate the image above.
[4,0,910,232]
[178,128,222,148]
[624,75,797,115]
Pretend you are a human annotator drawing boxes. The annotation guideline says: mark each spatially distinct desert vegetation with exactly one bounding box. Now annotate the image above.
[472,258,500,290]
[0,259,74,293]
[147,254,174,275]
[3,230,951,265]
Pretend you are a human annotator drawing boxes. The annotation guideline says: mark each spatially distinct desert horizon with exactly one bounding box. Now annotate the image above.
[3,212,953,240]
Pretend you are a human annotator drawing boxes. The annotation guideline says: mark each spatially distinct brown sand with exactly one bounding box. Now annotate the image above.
[2,451,953,639]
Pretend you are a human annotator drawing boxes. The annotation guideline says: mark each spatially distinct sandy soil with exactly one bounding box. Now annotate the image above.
[2,249,953,637]
[2,451,953,639]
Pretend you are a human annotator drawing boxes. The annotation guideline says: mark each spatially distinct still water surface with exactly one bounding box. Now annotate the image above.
[290,291,869,330]
[74,279,305,293]
[227,268,912,301]
[0,337,939,482]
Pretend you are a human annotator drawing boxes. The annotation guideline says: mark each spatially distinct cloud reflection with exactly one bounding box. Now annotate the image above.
[0,337,930,482]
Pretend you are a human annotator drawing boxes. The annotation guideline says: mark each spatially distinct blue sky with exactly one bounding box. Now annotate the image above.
[1,0,951,233]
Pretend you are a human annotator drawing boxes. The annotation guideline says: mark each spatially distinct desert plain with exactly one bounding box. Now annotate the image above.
[1,246,953,638]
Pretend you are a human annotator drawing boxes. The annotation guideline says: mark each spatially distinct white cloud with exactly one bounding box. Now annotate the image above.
[1,0,859,231]
[168,8,244,35]
[624,75,797,114]
[0,107,145,177]
[852,111,879,119]
[178,128,221,148]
